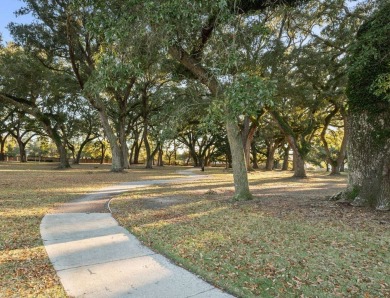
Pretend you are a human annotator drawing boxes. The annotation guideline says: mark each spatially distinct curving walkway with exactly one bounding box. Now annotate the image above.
[40,169,233,298]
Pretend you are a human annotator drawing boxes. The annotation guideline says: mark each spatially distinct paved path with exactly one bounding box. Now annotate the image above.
[40,170,233,298]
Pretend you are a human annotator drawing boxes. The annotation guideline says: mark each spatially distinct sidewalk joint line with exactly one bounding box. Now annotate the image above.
[56,252,157,272]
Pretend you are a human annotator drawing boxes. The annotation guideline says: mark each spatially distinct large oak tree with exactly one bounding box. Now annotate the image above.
[346,1,390,210]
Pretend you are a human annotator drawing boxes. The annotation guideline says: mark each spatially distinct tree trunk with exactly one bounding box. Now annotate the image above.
[17,139,27,162]
[282,134,307,178]
[144,135,153,169]
[198,156,205,172]
[241,116,257,171]
[347,112,390,210]
[68,142,76,163]
[57,142,70,169]
[330,162,339,175]
[265,143,277,171]
[100,141,106,164]
[185,143,198,167]
[333,116,349,175]
[340,160,345,172]
[173,141,177,164]
[0,134,8,161]
[226,118,252,200]
[292,149,306,178]
[269,110,307,177]
[282,144,290,171]
[143,123,159,169]
[48,130,70,169]
[97,110,123,172]
[119,123,130,169]
[157,145,164,166]
[74,145,82,164]
[321,108,349,176]
[169,45,252,200]
[132,138,142,164]
[74,139,88,164]
[251,142,259,169]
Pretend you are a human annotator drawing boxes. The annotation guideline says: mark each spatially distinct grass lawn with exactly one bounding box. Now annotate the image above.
[111,169,390,298]
[0,162,183,297]
[1,162,389,297]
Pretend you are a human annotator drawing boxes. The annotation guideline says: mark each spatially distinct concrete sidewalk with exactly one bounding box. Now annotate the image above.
[40,171,234,298]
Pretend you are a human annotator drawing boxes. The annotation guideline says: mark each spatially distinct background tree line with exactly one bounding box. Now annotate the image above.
[0,0,388,210]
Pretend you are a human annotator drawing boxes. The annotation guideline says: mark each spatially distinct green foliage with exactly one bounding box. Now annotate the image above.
[208,75,274,123]
[225,75,275,117]
[373,72,390,101]
[347,2,390,113]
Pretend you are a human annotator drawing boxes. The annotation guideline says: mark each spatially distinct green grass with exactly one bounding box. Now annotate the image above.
[0,162,185,297]
[1,162,389,297]
[112,170,390,298]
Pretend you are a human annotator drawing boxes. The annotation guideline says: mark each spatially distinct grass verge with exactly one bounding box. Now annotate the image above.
[111,169,390,298]
[0,162,185,297]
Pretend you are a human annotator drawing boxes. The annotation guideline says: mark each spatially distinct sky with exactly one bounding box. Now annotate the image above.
[0,0,366,45]
[0,0,34,44]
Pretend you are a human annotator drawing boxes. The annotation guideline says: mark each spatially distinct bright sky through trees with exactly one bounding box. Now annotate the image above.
[0,0,366,45]
[0,0,34,44]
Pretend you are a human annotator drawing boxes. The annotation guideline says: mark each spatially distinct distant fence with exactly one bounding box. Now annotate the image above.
[75,158,112,164]
[3,156,112,164]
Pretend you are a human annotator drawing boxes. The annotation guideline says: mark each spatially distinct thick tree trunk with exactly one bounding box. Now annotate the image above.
[119,124,130,169]
[265,143,277,171]
[292,150,306,178]
[0,134,7,161]
[48,130,70,169]
[282,134,307,178]
[226,118,252,200]
[330,162,340,175]
[97,111,123,172]
[17,139,27,162]
[185,143,199,167]
[290,145,307,178]
[347,112,390,210]
[39,119,70,169]
[57,142,70,169]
